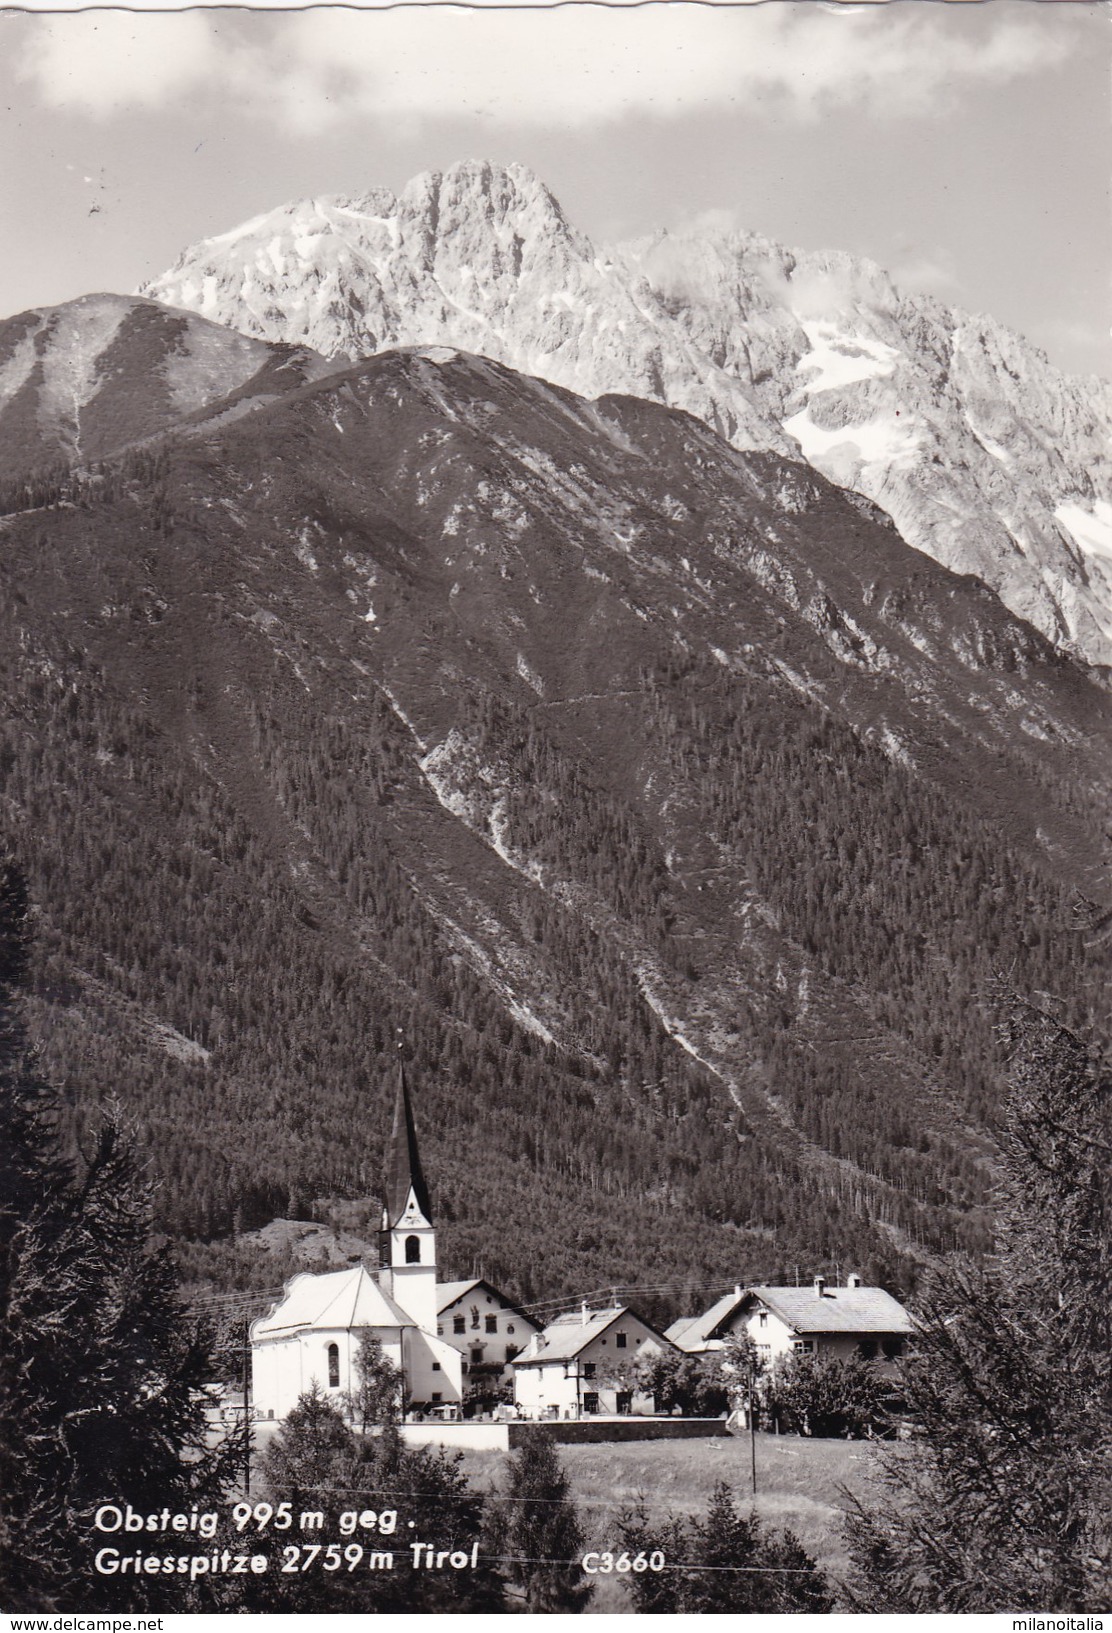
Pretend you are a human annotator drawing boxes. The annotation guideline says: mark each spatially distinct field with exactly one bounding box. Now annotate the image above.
[456,1430,881,1613]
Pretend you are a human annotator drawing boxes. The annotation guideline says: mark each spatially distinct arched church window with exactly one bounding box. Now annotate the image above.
[404,1234,421,1264]
[327,1343,340,1389]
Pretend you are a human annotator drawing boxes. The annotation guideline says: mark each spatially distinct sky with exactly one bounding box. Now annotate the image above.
[1,1,1109,378]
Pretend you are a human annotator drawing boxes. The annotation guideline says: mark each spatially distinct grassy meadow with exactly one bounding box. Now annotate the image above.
[457,1430,880,1613]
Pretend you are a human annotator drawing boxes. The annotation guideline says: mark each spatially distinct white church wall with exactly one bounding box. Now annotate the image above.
[252,1325,408,1422]
[404,1328,463,1408]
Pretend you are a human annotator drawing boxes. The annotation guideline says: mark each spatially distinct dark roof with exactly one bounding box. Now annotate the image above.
[384,1064,432,1228]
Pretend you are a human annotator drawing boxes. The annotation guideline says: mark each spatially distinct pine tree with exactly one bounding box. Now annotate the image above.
[618,1481,832,1612]
[0,858,246,1610]
[257,1382,358,1495]
[251,1384,505,1612]
[845,997,1112,1611]
[487,1429,592,1612]
[691,1482,835,1612]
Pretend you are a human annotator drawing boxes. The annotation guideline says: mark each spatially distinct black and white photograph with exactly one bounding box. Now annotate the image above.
[0,0,1110,1617]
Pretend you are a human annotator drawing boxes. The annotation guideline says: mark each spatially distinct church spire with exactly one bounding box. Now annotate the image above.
[384,1062,432,1229]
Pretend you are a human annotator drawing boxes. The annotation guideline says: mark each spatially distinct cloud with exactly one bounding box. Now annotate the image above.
[888,246,962,299]
[12,4,1074,132]
[13,13,233,115]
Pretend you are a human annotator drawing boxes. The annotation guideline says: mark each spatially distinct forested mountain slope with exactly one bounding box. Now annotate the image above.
[1,340,1108,1308]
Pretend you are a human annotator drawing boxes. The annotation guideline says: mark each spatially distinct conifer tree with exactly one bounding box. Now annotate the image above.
[257,1382,358,1495]
[845,997,1112,1611]
[0,858,246,1610]
[487,1429,592,1612]
[251,1384,504,1613]
[618,1482,832,1612]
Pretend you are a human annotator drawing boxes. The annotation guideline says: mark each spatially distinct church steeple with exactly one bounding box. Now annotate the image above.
[384,1063,432,1229]
[379,1062,438,1334]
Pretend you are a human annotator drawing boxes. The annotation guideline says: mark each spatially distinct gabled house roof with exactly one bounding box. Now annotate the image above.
[436,1279,484,1312]
[665,1289,749,1351]
[513,1305,674,1368]
[436,1278,539,1327]
[743,1285,913,1336]
[251,1264,414,1342]
[667,1283,914,1351]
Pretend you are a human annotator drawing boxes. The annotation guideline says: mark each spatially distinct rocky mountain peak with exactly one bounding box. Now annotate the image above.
[76,162,1112,668]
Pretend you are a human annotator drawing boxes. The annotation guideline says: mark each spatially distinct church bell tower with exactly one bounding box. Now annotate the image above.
[379,1064,438,1335]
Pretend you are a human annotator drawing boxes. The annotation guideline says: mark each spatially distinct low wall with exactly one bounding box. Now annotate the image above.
[400,1421,510,1451]
[510,1416,729,1447]
[401,1416,729,1450]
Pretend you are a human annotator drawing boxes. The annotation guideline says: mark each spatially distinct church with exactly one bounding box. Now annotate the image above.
[250,1067,468,1420]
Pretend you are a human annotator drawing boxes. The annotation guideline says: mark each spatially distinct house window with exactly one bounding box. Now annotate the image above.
[758,1311,768,1327]
[582,1362,596,1379]
[432,1362,441,1371]
[454,1315,466,1334]
[882,1337,905,1360]
[505,1345,520,1363]
[327,1343,340,1388]
[858,1339,878,1361]
[583,1392,600,1415]
[404,1234,421,1264]
[792,1339,815,1355]
[431,1392,442,1403]
[437,1324,443,1336]
[507,1324,515,1335]
[485,1315,497,1334]
[615,1331,628,1349]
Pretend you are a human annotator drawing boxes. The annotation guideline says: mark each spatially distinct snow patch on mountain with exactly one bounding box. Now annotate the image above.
[140,160,1112,664]
[795,321,899,395]
[783,405,920,472]
[0,328,38,405]
[1056,499,1112,565]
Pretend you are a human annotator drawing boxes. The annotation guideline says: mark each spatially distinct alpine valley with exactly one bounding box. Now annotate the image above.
[1,162,1110,1312]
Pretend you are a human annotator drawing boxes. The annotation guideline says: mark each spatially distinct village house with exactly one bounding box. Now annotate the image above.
[436,1279,540,1408]
[666,1275,914,1368]
[512,1304,676,1419]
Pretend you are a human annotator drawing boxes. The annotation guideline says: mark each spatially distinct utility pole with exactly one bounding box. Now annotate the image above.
[748,1350,757,1497]
[242,1319,252,1497]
